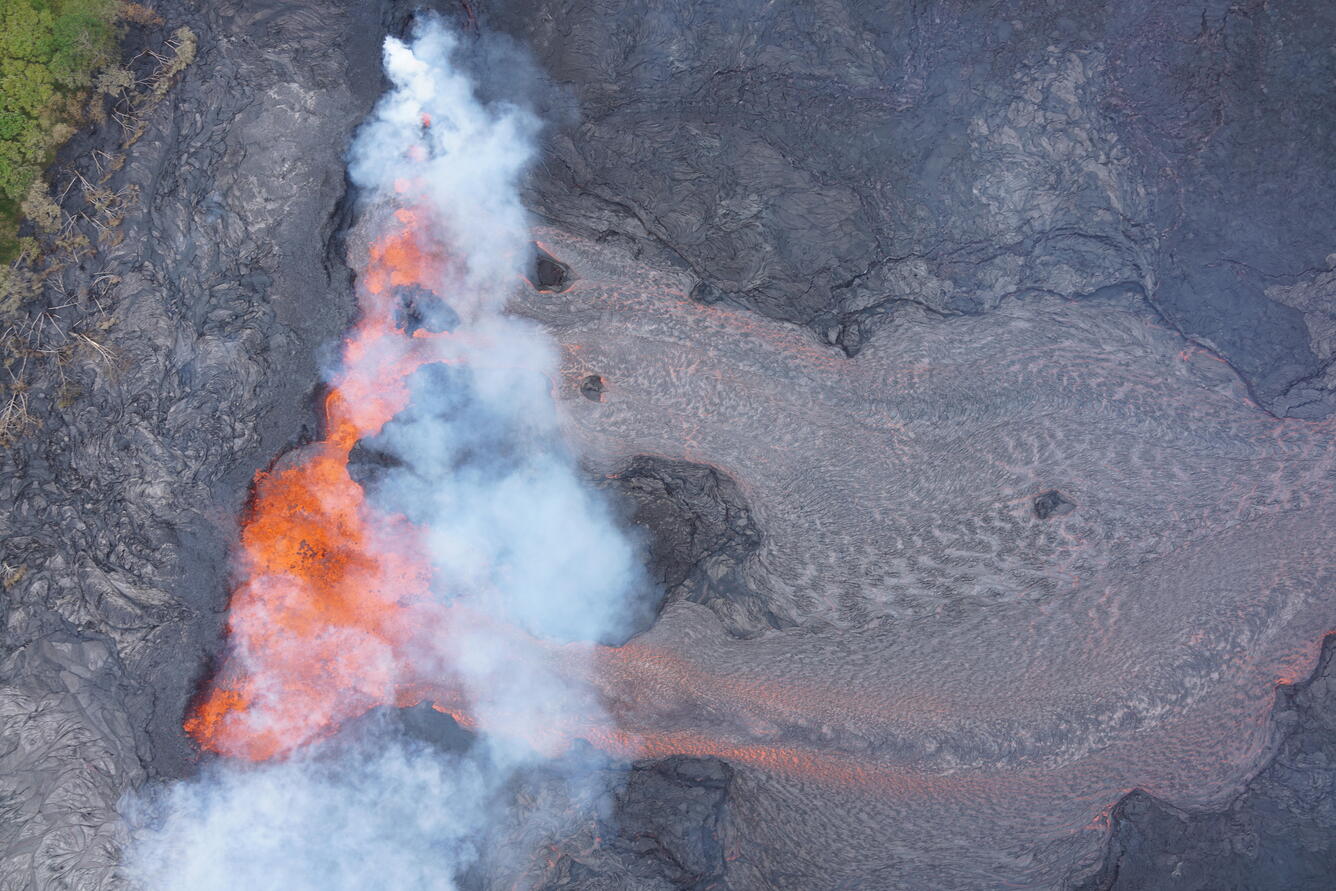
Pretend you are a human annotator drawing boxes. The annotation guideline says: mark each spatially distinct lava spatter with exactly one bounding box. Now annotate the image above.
[186,211,455,760]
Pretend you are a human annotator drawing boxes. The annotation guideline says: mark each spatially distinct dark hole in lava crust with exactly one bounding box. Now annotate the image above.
[581,374,605,402]
[531,246,570,292]
[1034,489,1076,520]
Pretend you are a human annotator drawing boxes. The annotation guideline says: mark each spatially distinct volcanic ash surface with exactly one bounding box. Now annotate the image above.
[510,228,1336,889]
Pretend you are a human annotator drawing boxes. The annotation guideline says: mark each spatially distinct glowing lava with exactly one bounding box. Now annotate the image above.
[183,201,931,788]
[187,209,455,760]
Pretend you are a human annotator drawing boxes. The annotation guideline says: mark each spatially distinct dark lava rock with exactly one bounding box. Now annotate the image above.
[532,247,572,292]
[581,374,606,401]
[1077,635,1336,890]
[689,280,728,306]
[611,757,733,889]
[489,0,1336,418]
[1034,490,1077,520]
[394,283,460,334]
[347,439,406,492]
[387,701,475,751]
[338,702,476,755]
[603,456,783,638]
[537,756,734,891]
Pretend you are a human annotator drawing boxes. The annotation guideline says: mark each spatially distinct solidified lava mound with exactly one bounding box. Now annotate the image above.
[1034,489,1077,520]
[530,246,571,292]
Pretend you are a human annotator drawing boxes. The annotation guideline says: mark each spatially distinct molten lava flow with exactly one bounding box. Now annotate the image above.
[187,209,459,760]
[185,201,945,785]
[190,202,1140,801]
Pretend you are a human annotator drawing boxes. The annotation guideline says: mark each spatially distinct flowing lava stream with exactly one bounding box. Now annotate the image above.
[177,199,756,767]
[183,198,910,795]
[162,24,1336,891]
[180,23,983,801]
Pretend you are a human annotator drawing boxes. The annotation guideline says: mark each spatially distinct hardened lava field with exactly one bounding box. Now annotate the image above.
[509,229,1336,889]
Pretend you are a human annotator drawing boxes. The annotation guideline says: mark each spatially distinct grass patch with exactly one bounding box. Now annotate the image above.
[0,0,127,262]
[0,4,191,450]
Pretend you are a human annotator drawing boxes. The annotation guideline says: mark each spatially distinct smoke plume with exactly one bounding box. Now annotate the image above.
[124,17,642,887]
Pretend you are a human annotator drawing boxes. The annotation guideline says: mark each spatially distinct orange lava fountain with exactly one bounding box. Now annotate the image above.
[186,207,460,760]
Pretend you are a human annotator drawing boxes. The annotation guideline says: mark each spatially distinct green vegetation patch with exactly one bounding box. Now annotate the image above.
[0,0,120,260]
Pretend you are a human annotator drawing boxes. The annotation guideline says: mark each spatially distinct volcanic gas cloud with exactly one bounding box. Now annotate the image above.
[183,19,648,760]
[129,19,645,887]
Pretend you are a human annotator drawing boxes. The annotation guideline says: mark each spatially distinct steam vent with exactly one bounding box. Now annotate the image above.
[4,2,1336,889]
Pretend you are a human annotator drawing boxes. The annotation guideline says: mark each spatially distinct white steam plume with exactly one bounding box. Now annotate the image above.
[124,17,642,887]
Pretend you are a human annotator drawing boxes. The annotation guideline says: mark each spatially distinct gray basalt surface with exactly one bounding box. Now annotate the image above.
[1077,634,1336,890]
[488,0,1336,419]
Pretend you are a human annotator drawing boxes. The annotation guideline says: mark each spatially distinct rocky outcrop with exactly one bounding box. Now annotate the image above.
[488,0,1336,418]
[1034,489,1077,520]
[535,756,734,891]
[608,756,733,890]
[1077,635,1336,890]
[602,457,773,638]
